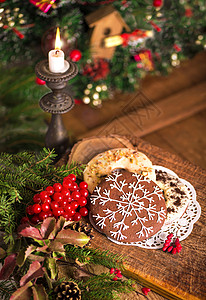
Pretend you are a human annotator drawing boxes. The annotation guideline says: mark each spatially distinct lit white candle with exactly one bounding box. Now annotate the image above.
[48,27,69,73]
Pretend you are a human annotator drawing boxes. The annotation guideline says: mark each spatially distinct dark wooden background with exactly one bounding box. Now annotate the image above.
[61,51,206,299]
[63,51,206,170]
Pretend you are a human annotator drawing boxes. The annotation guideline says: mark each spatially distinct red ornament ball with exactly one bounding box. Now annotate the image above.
[35,77,46,85]
[69,49,82,62]
[185,8,193,17]
[153,0,163,7]
[74,99,82,105]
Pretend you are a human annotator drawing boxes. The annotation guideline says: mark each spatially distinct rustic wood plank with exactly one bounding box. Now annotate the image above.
[78,81,206,139]
[87,137,206,300]
[143,132,179,157]
[62,51,206,138]
[140,51,206,102]
[144,109,206,169]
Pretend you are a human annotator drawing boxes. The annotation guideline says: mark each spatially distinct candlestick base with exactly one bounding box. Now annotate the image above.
[39,92,74,114]
[35,59,78,157]
[45,114,69,155]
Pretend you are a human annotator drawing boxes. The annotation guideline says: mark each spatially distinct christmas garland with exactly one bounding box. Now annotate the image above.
[0,0,205,153]
[0,0,205,107]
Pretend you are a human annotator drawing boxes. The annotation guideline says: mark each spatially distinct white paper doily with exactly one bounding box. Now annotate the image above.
[90,166,201,249]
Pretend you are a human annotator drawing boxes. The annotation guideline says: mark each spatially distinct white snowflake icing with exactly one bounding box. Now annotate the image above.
[91,171,166,242]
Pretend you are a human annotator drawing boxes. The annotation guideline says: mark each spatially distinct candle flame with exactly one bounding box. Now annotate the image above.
[55,27,62,50]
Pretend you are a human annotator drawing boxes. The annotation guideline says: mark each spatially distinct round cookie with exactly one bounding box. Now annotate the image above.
[155,169,190,225]
[89,170,166,243]
[84,148,156,193]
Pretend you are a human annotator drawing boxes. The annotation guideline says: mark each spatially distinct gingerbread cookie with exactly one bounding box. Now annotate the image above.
[84,148,156,193]
[89,170,166,243]
[155,169,190,225]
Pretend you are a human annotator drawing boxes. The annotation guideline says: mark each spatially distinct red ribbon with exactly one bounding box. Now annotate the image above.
[149,21,161,32]
[77,0,117,5]
[121,30,148,46]
[3,25,24,39]
[173,44,181,52]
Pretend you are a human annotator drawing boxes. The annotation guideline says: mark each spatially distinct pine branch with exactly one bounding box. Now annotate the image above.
[51,162,86,181]
[0,280,17,300]
[65,245,125,270]
[51,274,136,300]
[0,185,22,244]
[79,273,135,300]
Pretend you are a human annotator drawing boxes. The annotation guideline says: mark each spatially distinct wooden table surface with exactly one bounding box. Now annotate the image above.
[59,52,206,299]
[66,136,206,300]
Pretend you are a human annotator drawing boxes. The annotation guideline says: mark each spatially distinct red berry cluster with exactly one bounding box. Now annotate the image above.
[24,174,89,224]
[110,268,123,280]
[162,234,182,254]
[142,287,151,295]
[83,58,110,81]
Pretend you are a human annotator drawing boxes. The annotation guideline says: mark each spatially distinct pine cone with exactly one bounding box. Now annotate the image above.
[68,221,94,246]
[54,281,81,300]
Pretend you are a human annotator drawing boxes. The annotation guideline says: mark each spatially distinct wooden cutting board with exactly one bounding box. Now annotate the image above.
[64,136,206,300]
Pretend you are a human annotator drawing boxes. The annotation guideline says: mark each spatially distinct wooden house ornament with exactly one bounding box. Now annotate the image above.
[85,5,130,60]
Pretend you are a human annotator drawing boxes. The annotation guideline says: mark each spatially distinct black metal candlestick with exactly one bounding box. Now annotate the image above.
[35,59,78,156]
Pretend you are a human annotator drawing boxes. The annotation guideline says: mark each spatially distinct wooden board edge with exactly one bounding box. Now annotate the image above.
[123,264,200,300]
[68,134,134,165]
